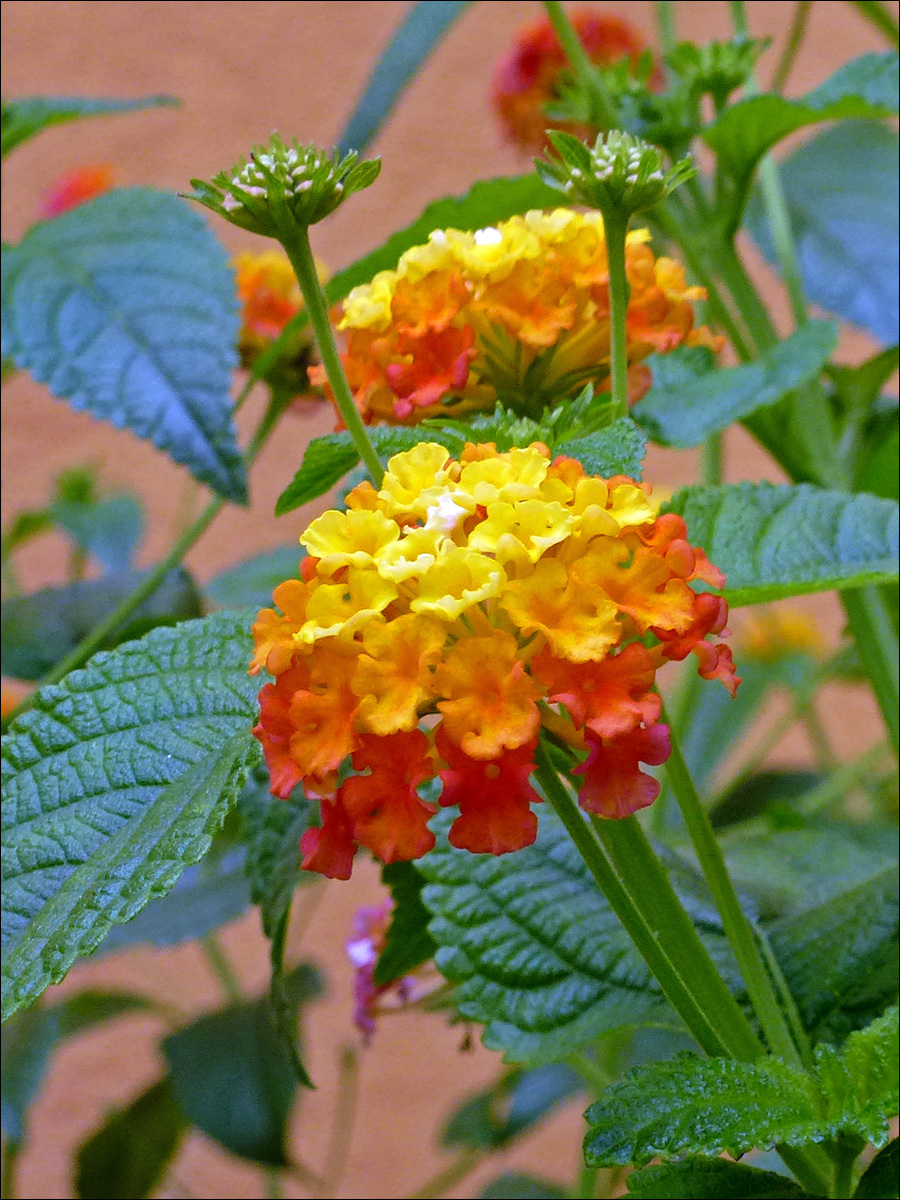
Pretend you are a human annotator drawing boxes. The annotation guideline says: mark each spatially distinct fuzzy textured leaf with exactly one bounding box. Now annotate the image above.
[663,483,899,605]
[325,174,562,302]
[0,610,262,1020]
[0,567,203,681]
[1,188,245,501]
[625,1157,815,1199]
[376,861,437,986]
[206,545,306,610]
[746,123,899,346]
[419,810,684,1065]
[635,323,838,448]
[584,1010,899,1167]
[853,1138,899,1199]
[1,94,178,158]
[239,776,316,939]
[337,1,471,157]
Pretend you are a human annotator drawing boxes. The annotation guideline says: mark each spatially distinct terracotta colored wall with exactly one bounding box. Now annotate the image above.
[1,4,893,1197]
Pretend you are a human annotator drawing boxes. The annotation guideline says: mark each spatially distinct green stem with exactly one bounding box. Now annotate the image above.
[321,1046,359,1197]
[543,0,619,129]
[601,211,631,419]
[270,906,314,1088]
[568,1051,612,1093]
[842,587,900,755]
[280,225,384,486]
[577,1164,600,1200]
[848,0,900,45]
[200,933,243,1005]
[655,1,678,56]
[14,391,285,711]
[702,431,724,486]
[411,1150,485,1200]
[264,1167,282,1200]
[795,741,892,817]
[830,1138,860,1199]
[534,741,735,1058]
[1,1138,20,1200]
[770,2,813,93]
[755,155,808,328]
[590,815,762,1062]
[801,697,839,773]
[662,714,810,1068]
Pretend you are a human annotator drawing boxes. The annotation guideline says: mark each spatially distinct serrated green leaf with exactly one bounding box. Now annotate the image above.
[584,1054,821,1167]
[1,610,262,1020]
[1,991,152,1141]
[337,1,471,157]
[375,861,437,986]
[442,1063,583,1150]
[1,94,179,159]
[625,1157,815,1199]
[853,1138,899,1199]
[0,567,203,680]
[74,1078,186,1200]
[585,1010,900,1168]
[703,53,898,227]
[479,1172,569,1199]
[162,968,322,1167]
[554,417,647,479]
[663,483,899,606]
[635,323,838,448]
[815,1006,899,1144]
[746,124,899,346]
[325,174,563,303]
[91,849,252,957]
[1,189,246,501]
[206,544,306,610]
[239,774,316,939]
[418,809,681,1065]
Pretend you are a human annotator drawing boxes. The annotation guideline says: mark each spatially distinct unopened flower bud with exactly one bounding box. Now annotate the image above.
[188,134,380,238]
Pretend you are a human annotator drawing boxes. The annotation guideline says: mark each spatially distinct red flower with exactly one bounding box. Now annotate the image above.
[576,724,672,819]
[40,165,115,218]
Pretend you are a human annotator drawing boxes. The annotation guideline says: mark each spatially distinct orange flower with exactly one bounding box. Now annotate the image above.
[39,165,115,218]
[492,9,663,152]
[251,442,739,879]
[315,210,719,425]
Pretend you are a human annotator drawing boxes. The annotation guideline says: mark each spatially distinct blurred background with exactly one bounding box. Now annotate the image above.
[1,3,895,1196]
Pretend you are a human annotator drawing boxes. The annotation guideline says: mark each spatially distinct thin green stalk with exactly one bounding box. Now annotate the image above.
[849,0,900,45]
[321,1046,360,1197]
[411,1149,485,1200]
[702,431,724,486]
[280,225,384,486]
[842,587,900,755]
[830,1138,860,1199]
[200,933,243,1005]
[577,1164,600,1199]
[655,1,677,56]
[543,0,619,128]
[796,741,892,817]
[1,1138,20,1200]
[534,741,735,1058]
[801,698,839,773]
[662,713,810,1069]
[568,1051,612,1093]
[590,815,762,1062]
[770,2,813,93]
[756,155,808,327]
[264,1167,282,1200]
[601,211,631,419]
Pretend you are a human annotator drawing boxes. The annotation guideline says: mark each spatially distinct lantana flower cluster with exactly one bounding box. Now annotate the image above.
[491,8,662,152]
[313,208,719,426]
[251,442,738,880]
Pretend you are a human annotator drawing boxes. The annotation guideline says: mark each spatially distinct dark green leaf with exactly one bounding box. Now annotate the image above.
[74,1078,186,1200]
[1,189,246,501]
[1,991,151,1141]
[703,53,898,222]
[442,1063,583,1150]
[206,544,306,610]
[555,417,647,479]
[1,610,262,1020]
[663,483,899,606]
[0,567,203,680]
[325,174,563,303]
[746,123,899,346]
[418,809,679,1065]
[853,1138,899,1199]
[0,509,54,557]
[635,323,838,447]
[50,493,143,573]
[91,850,252,956]
[375,861,437,986]
[163,973,321,1166]
[625,1157,816,1198]
[1,94,178,159]
[239,776,316,939]
[709,770,824,831]
[856,407,899,501]
[479,1172,569,1199]
[337,2,471,156]
[585,1009,899,1167]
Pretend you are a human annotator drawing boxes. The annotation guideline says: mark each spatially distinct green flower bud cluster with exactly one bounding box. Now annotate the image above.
[537,129,694,219]
[666,37,768,109]
[189,135,381,237]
